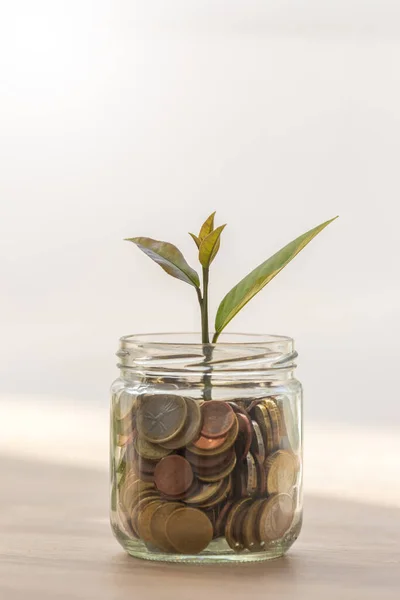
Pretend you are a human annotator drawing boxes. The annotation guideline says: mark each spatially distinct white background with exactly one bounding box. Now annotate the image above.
[1,1,399,433]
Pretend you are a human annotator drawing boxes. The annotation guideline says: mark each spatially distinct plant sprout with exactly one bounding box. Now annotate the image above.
[126,213,338,345]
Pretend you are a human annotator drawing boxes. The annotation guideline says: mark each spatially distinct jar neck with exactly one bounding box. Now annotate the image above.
[116,333,298,386]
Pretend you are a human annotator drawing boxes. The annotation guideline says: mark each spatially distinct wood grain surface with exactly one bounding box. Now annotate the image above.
[1,457,399,600]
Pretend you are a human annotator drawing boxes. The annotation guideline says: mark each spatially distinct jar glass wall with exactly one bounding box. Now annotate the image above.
[110,333,303,564]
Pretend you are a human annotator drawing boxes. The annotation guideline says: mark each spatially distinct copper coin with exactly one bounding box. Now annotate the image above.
[160,398,202,450]
[204,508,218,537]
[201,401,235,439]
[160,479,199,501]
[232,464,248,499]
[258,493,294,542]
[151,502,184,552]
[214,500,234,537]
[235,413,253,461]
[227,402,248,415]
[185,448,234,470]
[137,394,187,444]
[191,433,228,451]
[233,500,251,548]
[188,416,239,457]
[197,454,237,483]
[190,449,235,474]
[165,508,213,554]
[154,455,194,496]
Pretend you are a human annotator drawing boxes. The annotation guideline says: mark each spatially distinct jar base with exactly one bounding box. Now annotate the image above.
[119,534,298,565]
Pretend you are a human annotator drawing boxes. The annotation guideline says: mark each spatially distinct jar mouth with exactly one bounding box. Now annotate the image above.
[117,333,297,377]
[120,332,293,348]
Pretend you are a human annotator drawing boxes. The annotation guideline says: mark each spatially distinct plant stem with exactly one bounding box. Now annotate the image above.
[195,286,204,337]
[201,267,210,344]
[212,331,219,344]
[198,267,213,399]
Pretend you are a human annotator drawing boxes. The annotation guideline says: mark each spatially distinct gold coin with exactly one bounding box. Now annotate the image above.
[258,493,294,542]
[131,495,161,534]
[275,396,300,452]
[137,500,164,544]
[263,399,281,450]
[150,502,184,552]
[160,398,202,450]
[251,420,266,463]
[165,508,213,554]
[125,487,159,518]
[122,480,155,511]
[200,476,232,509]
[197,454,237,483]
[116,501,136,538]
[187,415,239,457]
[266,450,298,494]
[120,477,154,510]
[225,498,252,552]
[245,452,258,496]
[137,394,187,444]
[253,404,274,456]
[185,479,224,505]
[241,499,265,551]
[135,435,172,461]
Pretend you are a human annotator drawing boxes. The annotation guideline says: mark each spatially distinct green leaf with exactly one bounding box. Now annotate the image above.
[214,216,338,338]
[199,224,226,268]
[125,237,200,288]
[189,232,201,248]
[198,211,216,242]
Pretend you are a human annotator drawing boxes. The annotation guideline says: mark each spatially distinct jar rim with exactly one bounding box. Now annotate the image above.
[120,332,293,348]
[117,332,297,376]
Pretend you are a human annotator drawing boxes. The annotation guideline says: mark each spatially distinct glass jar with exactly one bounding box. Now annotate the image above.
[110,333,303,564]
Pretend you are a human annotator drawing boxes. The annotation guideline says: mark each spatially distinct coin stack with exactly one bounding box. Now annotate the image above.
[115,393,300,555]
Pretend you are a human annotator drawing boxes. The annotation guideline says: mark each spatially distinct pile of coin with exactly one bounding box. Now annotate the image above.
[114,393,300,555]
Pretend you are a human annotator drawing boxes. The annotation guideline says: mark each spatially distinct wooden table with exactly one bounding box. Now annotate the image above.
[1,457,399,600]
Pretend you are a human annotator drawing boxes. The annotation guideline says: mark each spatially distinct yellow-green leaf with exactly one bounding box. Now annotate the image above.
[198,211,216,242]
[214,217,338,338]
[125,237,200,288]
[189,232,201,248]
[199,224,226,268]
